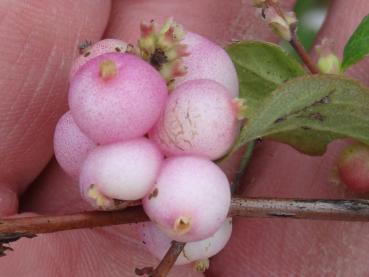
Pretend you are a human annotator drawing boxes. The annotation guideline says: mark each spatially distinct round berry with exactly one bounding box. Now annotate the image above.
[53,111,95,178]
[138,218,233,265]
[79,137,163,203]
[337,142,369,192]
[150,79,239,160]
[69,53,168,144]
[143,156,231,242]
[70,39,129,80]
[176,32,239,97]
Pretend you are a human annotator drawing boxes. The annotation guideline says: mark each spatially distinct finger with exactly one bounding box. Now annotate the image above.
[0,226,201,277]
[209,1,369,276]
[0,0,111,204]
[104,0,295,45]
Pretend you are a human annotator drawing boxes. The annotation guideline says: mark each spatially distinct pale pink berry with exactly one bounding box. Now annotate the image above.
[176,32,239,97]
[79,138,163,206]
[53,111,95,178]
[138,218,233,265]
[143,156,231,242]
[70,39,129,80]
[337,142,369,192]
[150,79,240,160]
[69,53,168,144]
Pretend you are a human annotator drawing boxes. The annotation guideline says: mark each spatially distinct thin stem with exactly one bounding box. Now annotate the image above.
[231,141,256,194]
[265,0,320,74]
[150,241,186,277]
[2,198,369,237]
[0,206,148,234]
[230,197,369,221]
[290,32,320,74]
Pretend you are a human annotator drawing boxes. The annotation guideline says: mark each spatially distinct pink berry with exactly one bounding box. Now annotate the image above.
[69,53,168,144]
[69,39,129,80]
[143,156,231,242]
[138,218,233,265]
[337,143,369,192]
[176,32,239,97]
[53,111,95,178]
[79,138,163,205]
[150,79,239,160]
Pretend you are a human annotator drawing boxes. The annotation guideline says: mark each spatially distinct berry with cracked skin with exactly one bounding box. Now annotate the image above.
[143,155,231,242]
[53,111,96,179]
[79,138,163,208]
[150,79,240,160]
[337,142,369,193]
[69,52,168,144]
[175,32,239,97]
[138,218,233,265]
[69,39,130,80]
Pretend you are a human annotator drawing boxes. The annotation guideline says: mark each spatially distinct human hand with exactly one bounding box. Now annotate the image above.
[0,1,368,276]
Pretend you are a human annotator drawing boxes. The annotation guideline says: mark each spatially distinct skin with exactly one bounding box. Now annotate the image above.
[1,0,369,276]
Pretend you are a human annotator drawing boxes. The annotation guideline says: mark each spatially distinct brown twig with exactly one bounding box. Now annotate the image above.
[290,32,320,74]
[1,198,369,237]
[230,197,369,221]
[2,198,369,235]
[1,197,369,275]
[0,206,148,234]
[137,241,186,277]
[265,0,320,74]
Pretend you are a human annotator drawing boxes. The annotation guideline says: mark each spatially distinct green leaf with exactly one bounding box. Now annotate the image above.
[226,41,306,118]
[233,75,369,155]
[342,14,369,70]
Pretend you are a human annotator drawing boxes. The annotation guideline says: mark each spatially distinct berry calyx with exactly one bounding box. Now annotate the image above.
[99,60,118,81]
[138,18,189,87]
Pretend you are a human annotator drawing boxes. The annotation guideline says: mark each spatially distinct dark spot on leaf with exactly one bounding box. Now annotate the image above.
[308,112,324,122]
[83,51,91,57]
[256,137,263,143]
[115,47,122,52]
[301,126,311,130]
[274,117,285,124]
[318,96,330,104]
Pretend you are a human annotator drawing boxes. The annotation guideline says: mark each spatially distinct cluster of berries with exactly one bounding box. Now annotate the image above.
[54,19,242,267]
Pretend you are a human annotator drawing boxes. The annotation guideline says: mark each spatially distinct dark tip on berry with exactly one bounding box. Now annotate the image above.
[148,188,159,200]
[150,48,168,70]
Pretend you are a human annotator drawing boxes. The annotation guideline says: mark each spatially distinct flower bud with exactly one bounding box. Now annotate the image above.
[316,38,341,74]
